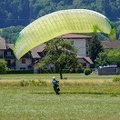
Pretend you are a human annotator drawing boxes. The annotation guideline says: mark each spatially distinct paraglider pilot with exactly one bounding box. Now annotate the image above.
[52,77,60,95]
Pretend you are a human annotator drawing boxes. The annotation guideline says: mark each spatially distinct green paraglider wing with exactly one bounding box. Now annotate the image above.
[13,9,116,59]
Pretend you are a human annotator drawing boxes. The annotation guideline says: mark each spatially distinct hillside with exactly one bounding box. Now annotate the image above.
[0,0,120,28]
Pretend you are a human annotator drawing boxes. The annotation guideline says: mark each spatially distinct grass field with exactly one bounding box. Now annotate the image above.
[0,74,120,120]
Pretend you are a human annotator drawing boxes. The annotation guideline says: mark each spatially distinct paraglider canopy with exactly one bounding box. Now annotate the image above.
[13,9,116,60]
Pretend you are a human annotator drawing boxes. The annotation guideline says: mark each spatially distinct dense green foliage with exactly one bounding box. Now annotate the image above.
[95,49,120,67]
[0,0,29,27]
[114,20,120,40]
[89,34,103,62]
[0,0,120,40]
[84,68,91,75]
[7,69,33,74]
[0,29,2,36]
[113,77,120,82]
[0,59,8,74]
[0,0,120,28]
[1,26,24,43]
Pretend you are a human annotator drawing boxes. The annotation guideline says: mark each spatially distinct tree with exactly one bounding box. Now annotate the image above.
[1,26,24,43]
[0,29,2,36]
[107,49,120,67]
[89,33,103,63]
[0,59,8,74]
[95,50,109,67]
[95,49,120,67]
[36,38,78,79]
[114,20,120,40]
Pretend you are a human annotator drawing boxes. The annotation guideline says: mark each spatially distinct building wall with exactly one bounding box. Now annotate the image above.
[77,58,90,68]
[15,58,32,70]
[0,50,4,58]
[98,67,120,75]
[68,39,87,56]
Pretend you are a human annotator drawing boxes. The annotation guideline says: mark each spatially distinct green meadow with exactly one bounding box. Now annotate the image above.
[0,74,120,120]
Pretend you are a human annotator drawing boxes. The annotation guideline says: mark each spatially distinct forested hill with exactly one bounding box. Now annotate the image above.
[0,0,120,28]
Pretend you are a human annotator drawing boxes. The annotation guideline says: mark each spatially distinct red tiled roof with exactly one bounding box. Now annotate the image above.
[58,33,92,39]
[101,41,120,49]
[0,37,6,49]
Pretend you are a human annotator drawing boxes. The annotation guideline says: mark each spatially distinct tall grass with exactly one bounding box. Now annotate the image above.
[0,79,120,94]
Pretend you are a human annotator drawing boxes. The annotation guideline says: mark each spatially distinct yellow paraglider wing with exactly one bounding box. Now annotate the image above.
[13,9,116,59]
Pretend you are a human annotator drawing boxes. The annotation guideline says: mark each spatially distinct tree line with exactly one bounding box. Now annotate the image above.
[0,0,120,41]
[0,0,120,28]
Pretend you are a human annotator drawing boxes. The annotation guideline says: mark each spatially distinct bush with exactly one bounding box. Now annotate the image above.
[7,70,33,74]
[0,59,8,74]
[84,68,91,75]
[113,77,120,82]
[62,68,84,73]
[75,68,84,73]
[20,80,29,86]
[20,80,47,87]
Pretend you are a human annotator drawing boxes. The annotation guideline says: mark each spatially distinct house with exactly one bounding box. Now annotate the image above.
[0,37,32,70]
[77,56,93,68]
[60,33,91,57]
[0,33,93,71]
[98,40,120,75]
[101,41,120,49]
[59,34,93,67]
[31,33,93,69]
[5,44,32,70]
[0,37,6,59]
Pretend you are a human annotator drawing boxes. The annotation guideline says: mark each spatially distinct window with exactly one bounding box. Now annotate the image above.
[7,60,11,64]
[22,59,26,64]
[20,67,26,70]
[86,40,89,48]
[7,51,11,56]
[71,40,74,45]
[0,51,2,56]
[82,63,86,68]
[86,48,89,56]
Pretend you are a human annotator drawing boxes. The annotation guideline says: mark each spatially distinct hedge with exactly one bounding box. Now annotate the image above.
[7,70,33,74]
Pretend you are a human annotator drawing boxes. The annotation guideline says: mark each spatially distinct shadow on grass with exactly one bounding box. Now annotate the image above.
[30,91,120,96]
